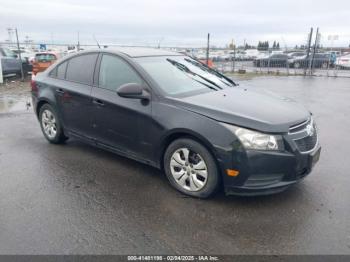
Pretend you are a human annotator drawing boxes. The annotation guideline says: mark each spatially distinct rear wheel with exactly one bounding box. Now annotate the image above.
[164,138,219,198]
[39,104,68,144]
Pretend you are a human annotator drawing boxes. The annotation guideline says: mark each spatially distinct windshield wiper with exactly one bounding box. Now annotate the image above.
[184,58,237,87]
[167,58,222,90]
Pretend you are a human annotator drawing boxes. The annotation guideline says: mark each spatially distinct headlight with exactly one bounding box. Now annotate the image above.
[221,123,280,150]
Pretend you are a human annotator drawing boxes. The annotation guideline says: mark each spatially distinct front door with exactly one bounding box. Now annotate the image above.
[91,54,152,158]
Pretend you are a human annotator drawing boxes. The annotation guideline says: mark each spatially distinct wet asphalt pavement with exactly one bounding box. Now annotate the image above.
[0,76,349,255]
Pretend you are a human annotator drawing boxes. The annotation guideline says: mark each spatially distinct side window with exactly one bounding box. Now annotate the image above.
[98,55,142,91]
[49,67,57,78]
[66,53,98,85]
[56,61,67,79]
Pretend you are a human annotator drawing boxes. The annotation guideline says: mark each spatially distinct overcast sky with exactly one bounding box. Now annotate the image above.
[1,0,349,47]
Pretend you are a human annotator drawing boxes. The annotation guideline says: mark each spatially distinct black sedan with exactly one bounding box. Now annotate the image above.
[253,54,289,67]
[31,48,321,198]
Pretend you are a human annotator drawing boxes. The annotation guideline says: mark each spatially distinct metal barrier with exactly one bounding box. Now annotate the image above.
[1,40,350,79]
[213,54,350,77]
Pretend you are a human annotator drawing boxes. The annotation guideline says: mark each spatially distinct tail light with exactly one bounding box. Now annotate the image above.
[31,79,38,93]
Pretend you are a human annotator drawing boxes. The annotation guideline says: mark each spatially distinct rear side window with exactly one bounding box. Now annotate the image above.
[98,55,142,91]
[49,67,57,77]
[35,53,56,62]
[66,53,98,85]
[57,61,67,79]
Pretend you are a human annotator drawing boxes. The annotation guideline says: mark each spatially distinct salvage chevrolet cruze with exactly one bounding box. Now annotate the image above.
[31,48,321,198]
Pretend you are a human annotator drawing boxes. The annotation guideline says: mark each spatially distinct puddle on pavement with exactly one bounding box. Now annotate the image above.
[0,94,32,113]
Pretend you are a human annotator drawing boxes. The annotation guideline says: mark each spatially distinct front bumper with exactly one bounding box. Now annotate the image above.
[216,139,321,196]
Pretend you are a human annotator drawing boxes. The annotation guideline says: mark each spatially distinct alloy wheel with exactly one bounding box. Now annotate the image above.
[169,147,208,192]
[41,109,57,139]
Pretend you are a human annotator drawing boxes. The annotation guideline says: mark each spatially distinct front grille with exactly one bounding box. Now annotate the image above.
[288,117,318,153]
[289,118,310,134]
[294,130,318,152]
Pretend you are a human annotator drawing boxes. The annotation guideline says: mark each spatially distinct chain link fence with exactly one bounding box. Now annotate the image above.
[1,32,350,81]
[210,34,350,77]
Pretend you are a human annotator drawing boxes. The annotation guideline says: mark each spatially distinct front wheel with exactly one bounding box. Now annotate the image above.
[39,104,68,144]
[164,138,220,198]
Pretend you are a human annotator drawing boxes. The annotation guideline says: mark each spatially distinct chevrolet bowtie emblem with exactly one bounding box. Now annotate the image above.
[306,124,315,136]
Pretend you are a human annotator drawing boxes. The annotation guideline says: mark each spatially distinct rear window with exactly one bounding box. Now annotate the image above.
[66,53,98,85]
[35,53,56,62]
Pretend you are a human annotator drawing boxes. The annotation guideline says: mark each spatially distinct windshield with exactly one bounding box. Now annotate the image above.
[2,48,17,58]
[35,53,57,62]
[136,56,236,96]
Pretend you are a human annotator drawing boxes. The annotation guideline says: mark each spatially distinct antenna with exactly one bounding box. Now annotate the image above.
[93,34,101,49]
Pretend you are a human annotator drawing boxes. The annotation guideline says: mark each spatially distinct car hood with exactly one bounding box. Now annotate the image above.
[169,85,310,133]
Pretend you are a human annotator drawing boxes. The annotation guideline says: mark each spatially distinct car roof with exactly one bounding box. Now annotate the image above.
[96,47,182,58]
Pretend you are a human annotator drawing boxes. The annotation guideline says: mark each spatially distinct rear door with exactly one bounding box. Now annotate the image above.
[91,54,152,158]
[53,53,98,139]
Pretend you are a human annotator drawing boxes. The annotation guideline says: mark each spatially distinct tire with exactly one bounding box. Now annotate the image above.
[321,62,328,69]
[164,138,220,198]
[294,62,301,68]
[39,104,68,144]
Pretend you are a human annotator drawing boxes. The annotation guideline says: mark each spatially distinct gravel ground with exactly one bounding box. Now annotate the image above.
[0,76,349,255]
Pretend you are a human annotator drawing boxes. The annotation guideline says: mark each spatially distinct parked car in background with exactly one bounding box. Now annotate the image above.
[0,47,25,76]
[31,48,320,198]
[289,53,333,69]
[11,48,35,73]
[253,54,289,67]
[287,52,306,59]
[32,52,61,76]
[335,53,350,69]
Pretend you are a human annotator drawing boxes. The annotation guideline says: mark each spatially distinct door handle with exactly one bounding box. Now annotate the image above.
[56,88,65,94]
[93,99,105,106]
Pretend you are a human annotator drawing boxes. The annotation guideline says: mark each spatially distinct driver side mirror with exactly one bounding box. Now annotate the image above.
[116,83,150,100]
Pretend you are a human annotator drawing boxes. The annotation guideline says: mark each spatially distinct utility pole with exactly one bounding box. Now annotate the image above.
[206,33,210,66]
[77,31,80,52]
[304,27,313,76]
[310,27,319,75]
[157,37,164,49]
[7,28,14,46]
[15,28,24,81]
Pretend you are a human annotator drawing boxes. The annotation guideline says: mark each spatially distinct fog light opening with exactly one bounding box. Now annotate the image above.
[226,169,239,177]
